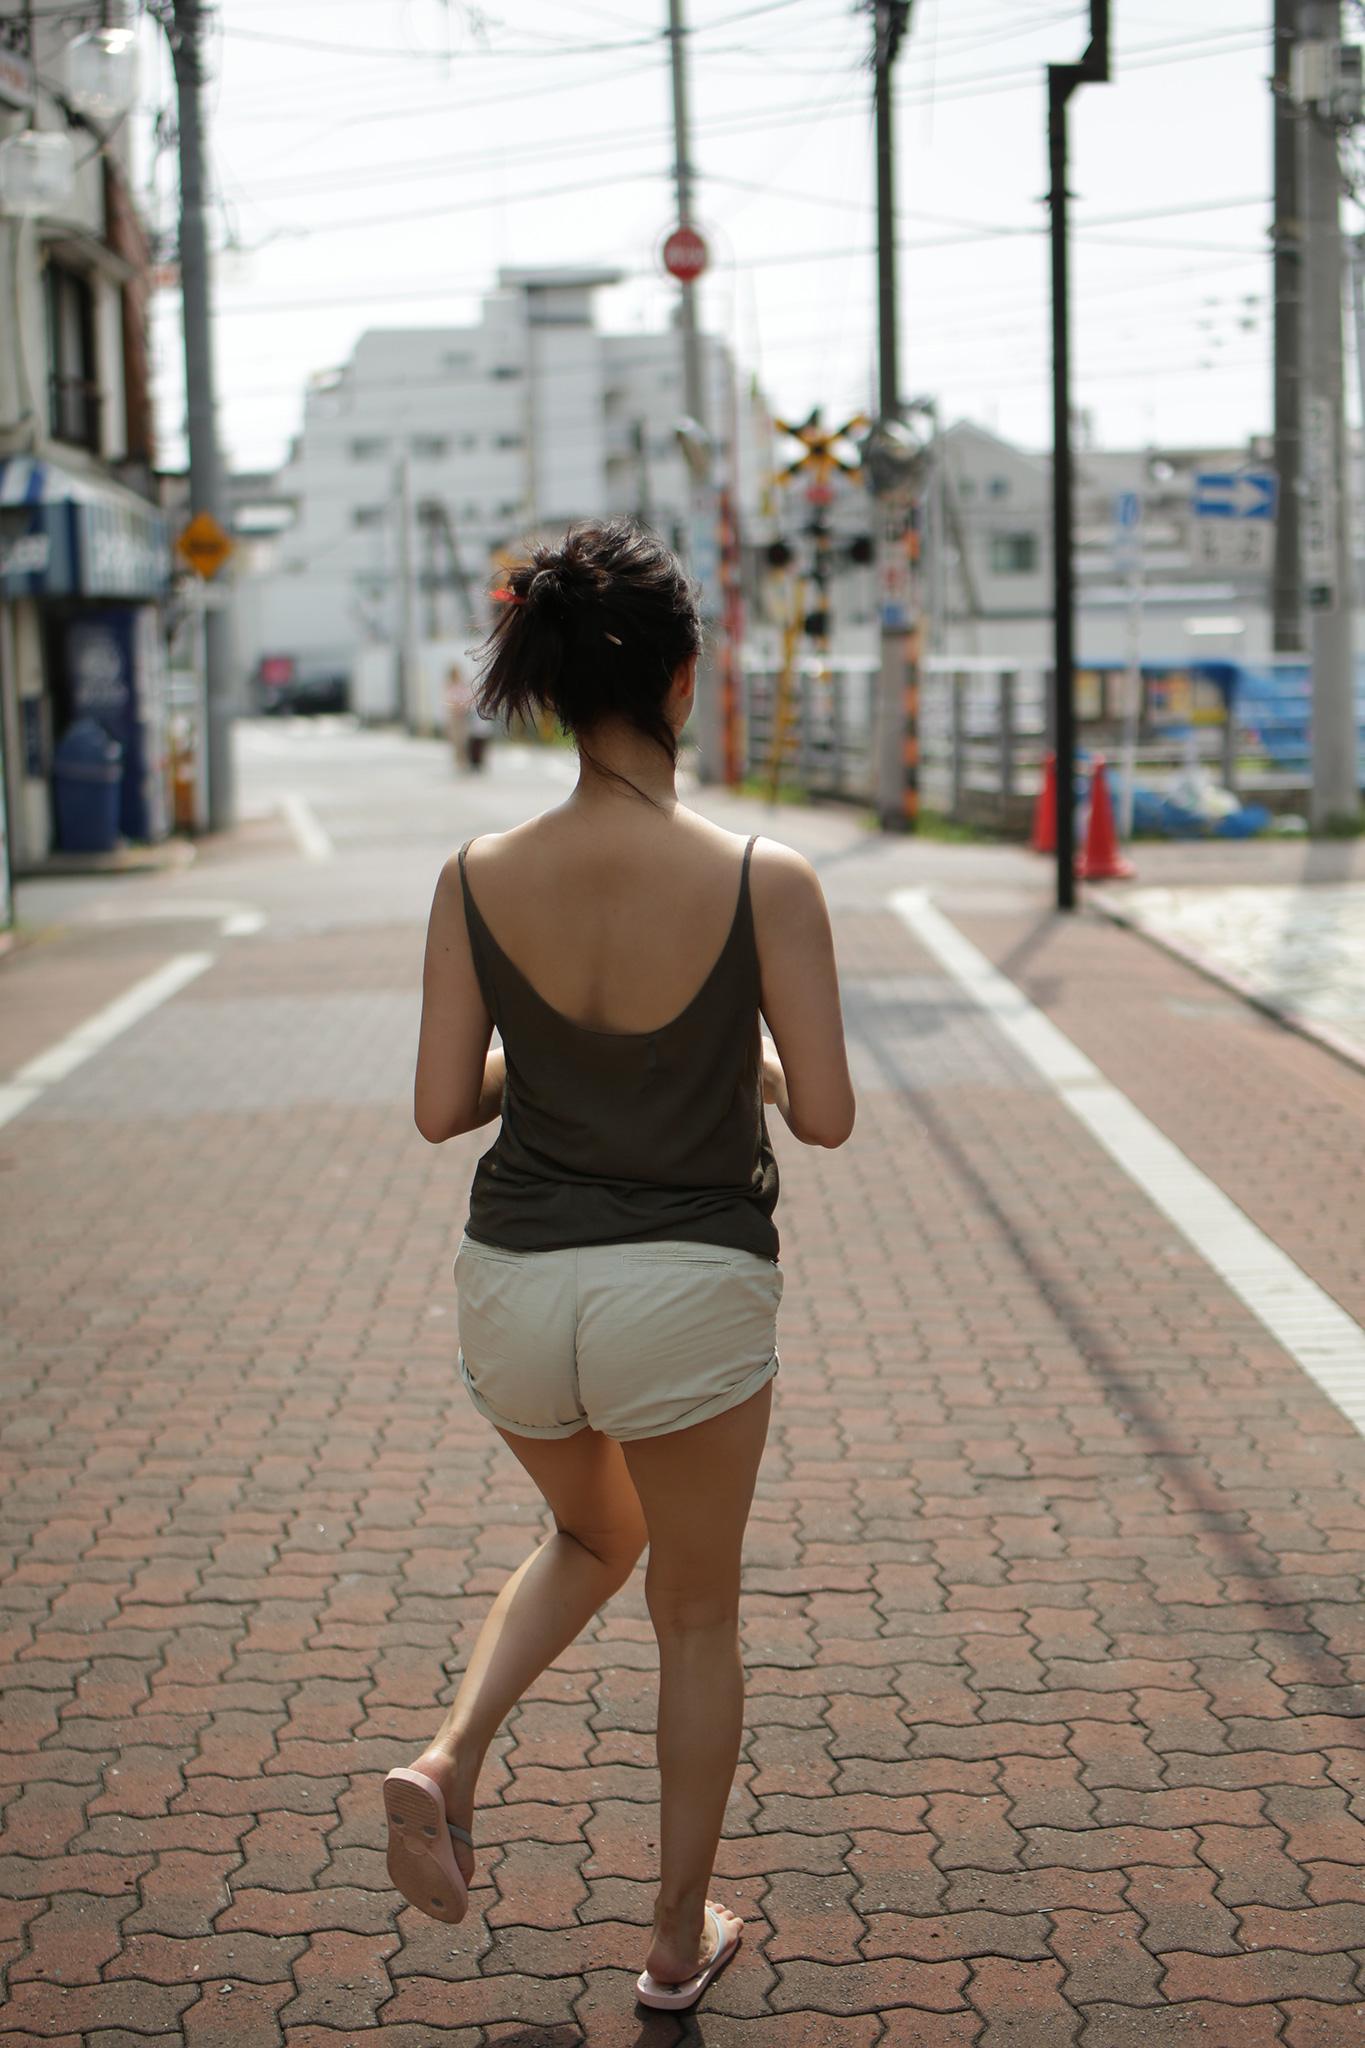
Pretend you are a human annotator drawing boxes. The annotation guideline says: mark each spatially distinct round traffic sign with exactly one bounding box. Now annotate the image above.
[662,225,708,283]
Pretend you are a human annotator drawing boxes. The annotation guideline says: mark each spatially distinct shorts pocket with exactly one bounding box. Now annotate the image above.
[631,1242,775,1270]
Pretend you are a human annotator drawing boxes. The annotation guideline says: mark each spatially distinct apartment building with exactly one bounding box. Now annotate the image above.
[234,267,769,707]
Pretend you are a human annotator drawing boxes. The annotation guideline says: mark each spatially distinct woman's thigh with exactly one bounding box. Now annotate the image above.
[620,1381,773,1625]
[495,1424,648,1573]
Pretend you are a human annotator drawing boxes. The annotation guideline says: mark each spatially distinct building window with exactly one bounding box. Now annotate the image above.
[988,476,1010,500]
[958,477,976,501]
[46,262,100,450]
[350,437,388,460]
[989,532,1038,574]
[494,433,523,450]
[499,500,519,518]
[411,436,449,460]
[351,505,385,529]
[491,364,522,381]
[442,350,473,370]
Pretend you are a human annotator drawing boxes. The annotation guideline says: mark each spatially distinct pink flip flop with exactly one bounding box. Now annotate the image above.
[383,1766,473,1924]
[636,1905,742,2011]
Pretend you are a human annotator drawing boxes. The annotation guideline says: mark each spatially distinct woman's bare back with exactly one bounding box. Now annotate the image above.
[461,807,762,1037]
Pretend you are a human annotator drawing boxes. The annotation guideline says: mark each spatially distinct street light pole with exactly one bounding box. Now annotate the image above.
[1047,1,1110,911]
[168,0,235,833]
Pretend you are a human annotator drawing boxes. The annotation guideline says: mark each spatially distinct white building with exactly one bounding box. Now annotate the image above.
[235,267,771,715]
[935,419,1365,665]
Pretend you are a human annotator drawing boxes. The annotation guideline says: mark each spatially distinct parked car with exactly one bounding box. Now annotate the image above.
[253,656,349,716]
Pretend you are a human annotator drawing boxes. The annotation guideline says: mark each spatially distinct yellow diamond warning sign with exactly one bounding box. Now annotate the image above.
[176,510,235,580]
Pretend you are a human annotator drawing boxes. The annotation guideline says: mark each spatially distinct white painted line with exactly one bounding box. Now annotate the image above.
[891,888,1365,1438]
[280,792,334,862]
[80,897,266,938]
[2,951,214,1127]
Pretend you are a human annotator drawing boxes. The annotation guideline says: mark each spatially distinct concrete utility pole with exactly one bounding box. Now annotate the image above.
[666,0,722,783]
[169,0,235,832]
[1297,0,1357,825]
[1272,0,1305,653]
[869,0,918,834]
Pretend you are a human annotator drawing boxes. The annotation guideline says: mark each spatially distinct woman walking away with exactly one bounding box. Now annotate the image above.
[389,517,855,2012]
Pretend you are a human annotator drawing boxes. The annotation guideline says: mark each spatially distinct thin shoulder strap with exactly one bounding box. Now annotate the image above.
[741,833,759,889]
[457,836,479,916]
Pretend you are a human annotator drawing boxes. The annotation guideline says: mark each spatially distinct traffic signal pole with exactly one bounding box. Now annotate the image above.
[1047,2,1110,910]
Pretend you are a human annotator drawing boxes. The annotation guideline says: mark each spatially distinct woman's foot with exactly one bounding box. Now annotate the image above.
[408,1743,477,1887]
[644,1898,742,1986]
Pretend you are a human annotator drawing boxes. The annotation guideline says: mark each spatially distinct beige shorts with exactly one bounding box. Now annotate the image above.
[453,1232,784,1442]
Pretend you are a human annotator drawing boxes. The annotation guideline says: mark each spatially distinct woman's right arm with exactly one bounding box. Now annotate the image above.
[752,841,855,1148]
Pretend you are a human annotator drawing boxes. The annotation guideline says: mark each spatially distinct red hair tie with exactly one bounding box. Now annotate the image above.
[491,587,525,605]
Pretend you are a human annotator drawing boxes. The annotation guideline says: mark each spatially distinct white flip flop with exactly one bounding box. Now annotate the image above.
[382,1765,473,1924]
[635,1904,741,2011]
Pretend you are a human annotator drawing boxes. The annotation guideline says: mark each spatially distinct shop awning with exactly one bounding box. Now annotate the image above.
[0,456,170,600]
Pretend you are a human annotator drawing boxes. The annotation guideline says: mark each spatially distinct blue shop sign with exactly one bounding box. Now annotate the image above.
[0,459,170,600]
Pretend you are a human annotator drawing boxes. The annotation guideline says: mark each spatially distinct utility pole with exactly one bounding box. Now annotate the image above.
[868,0,919,834]
[666,0,722,783]
[169,1,235,833]
[394,451,420,733]
[1296,0,1357,826]
[1047,1,1111,910]
[1351,234,1365,455]
[1273,0,1305,653]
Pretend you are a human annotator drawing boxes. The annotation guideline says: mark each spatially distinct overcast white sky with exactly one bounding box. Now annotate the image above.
[138,0,1302,475]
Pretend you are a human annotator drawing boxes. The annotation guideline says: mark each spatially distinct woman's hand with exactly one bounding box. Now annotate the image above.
[760,1034,789,1119]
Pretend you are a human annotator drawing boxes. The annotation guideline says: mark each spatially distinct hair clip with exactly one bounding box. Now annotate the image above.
[491,587,526,605]
[604,632,622,646]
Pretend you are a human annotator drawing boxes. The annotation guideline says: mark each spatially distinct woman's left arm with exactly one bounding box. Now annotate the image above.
[414,855,499,1142]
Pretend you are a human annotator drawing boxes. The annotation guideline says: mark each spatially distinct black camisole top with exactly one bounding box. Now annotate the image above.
[458,833,780,1261]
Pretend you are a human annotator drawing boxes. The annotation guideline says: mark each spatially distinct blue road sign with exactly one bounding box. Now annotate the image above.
[1192,470,1278,520]
[1114,490,1140,530]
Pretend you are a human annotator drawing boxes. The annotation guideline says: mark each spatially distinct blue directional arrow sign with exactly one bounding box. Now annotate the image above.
[1192,470,1278,520]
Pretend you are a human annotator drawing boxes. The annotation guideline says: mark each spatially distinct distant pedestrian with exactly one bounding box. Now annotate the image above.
[390,516,854,2012]
[444,659,496,771]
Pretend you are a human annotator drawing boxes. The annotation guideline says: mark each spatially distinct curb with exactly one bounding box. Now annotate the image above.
[16,837,198,881]
[1089,887,1365,1083]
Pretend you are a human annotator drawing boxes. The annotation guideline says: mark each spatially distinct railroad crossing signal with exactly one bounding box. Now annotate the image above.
[772,408,869,489]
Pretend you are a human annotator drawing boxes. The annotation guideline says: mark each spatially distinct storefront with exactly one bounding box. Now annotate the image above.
[0,454,171,870]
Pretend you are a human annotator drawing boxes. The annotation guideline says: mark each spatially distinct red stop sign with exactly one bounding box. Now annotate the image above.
[663,225,708,282]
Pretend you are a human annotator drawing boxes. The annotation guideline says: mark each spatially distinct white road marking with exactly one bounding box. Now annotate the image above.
[1,951,215,1130]
[891,888,1365,1438]
[78,897,266,937]
[280,792,334,862]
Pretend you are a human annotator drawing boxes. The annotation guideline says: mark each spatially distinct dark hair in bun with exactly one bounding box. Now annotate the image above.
[475,518,701,793]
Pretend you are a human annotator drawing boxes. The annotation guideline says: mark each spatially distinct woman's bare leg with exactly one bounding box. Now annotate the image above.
[410,1425,647,1881]
[621,1381,772,1985]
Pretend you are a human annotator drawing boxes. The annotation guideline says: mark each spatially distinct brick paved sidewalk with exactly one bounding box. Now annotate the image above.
[4,777,1365,2044]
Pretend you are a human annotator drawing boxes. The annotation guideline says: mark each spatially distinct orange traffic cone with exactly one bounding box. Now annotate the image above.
[1075,755,1136,881]
[1031,752,1057,854]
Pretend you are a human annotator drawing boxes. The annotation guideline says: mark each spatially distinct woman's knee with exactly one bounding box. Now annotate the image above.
[562,1513,647,1581]
[644,1566,741,1637]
